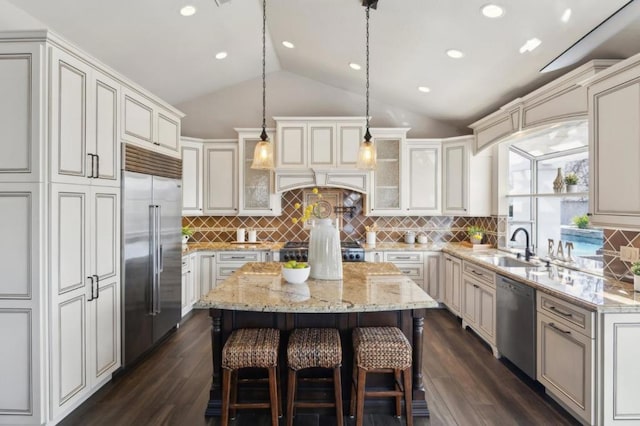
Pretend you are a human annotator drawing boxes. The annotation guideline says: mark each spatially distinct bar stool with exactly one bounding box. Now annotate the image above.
[286,328,343,426]
[350,327,413,426]
[221,328,281,426]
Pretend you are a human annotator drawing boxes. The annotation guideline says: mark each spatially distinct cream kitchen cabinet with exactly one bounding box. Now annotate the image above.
[198,252,217,299]
[274,117,366,169]
[537,292,594,425]
[203,141,238,215]
[384,251,424,288]
[49,183,120,421]
[0,31,180,425]
[442,136,491,216]
[404,140,441,215]
[181,253,198,317]
[461,261,497,356]
[587,53,640,229]
[424,252,442,302]
[237,129,281,216]
[181,138,204,215]
[50,48,120,186]
[367,128,408,216]
[121,86,182,157]
[443,254,462,316]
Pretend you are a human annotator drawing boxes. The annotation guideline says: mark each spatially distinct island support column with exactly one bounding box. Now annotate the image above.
[206,308,223,416]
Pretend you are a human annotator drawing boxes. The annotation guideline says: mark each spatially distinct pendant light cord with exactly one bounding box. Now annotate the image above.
[364,4,371,141]
[261,0,267,140]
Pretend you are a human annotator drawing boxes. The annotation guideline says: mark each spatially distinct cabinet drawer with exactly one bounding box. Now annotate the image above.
[395,264,424,280]
[537,292,594,338]
[462,261,495,287]
[217,252,260,262]
[217,263,245,278]
[385,252,423,263]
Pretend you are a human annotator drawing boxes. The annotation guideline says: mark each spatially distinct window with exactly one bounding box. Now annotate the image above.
[507,121,603,262]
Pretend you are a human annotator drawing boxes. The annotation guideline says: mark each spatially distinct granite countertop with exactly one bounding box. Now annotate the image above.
[183,241,284,254]
[197,262,438,313]
[442,244,640,313]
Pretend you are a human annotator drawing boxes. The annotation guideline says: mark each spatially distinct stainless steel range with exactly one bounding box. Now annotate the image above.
[280,241,365,262]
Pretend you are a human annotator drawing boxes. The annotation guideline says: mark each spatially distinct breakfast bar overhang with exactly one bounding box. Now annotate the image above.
[198,262,439,418]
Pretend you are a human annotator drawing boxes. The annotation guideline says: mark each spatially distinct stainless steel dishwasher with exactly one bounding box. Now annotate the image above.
[496,275,536,379]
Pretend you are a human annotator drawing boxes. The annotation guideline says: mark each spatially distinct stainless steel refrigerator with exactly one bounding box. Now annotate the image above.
[122,170,182,366]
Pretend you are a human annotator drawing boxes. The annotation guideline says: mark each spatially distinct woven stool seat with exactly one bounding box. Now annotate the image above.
[353,327,411,370]
[222,328,280,370]
[288,328,342,371]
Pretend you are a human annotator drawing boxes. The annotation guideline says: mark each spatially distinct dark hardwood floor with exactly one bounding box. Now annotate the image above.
[61,309,578,426]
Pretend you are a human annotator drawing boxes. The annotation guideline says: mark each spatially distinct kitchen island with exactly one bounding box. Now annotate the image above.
[198,261,438,418]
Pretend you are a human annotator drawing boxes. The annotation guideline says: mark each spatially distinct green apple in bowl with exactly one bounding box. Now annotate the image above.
[282,262,310,284]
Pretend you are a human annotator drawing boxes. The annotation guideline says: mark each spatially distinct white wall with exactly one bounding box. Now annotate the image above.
[0,0,45,30]
[177,70,466,139]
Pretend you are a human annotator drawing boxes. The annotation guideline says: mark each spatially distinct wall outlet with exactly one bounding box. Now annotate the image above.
[620,246,639,262]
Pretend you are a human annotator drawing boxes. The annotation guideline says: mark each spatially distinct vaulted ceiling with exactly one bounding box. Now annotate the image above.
[6,0,640,128]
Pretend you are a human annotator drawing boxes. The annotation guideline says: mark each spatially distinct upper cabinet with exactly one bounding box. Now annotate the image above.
[203,141,238,215]
[274,117,365,169]
[470,60,617,153]
[121,87,182,157]
[442,136,491,216]
[587,53,640,229]
[405,139,441,215]
[367,128,406,216]
[49,49,121,186]
[181,137,203,215]
[238,130,281,216]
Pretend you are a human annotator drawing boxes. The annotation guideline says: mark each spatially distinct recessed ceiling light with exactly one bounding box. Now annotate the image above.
[282,41,295,49]
[215,51,228,60]
[481,4,504,18]
[446,49,465,59]
[561,8,572,23]
[180,5,196,16]
[519,38,542,54]
[349,62,362,70]
[418,86,431,93]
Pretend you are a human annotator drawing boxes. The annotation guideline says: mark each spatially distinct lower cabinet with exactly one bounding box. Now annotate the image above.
[600,312,640,425]
[537,292,594,425]
[424,252,442,302]
[443,254,462,316]
[198,252,217,300]
[461,261,497,356]
[181,253,198,317]
[384,252,424,288]
[364,251,441,300]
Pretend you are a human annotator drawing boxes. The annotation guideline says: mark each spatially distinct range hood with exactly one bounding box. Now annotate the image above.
[274,168,369,193]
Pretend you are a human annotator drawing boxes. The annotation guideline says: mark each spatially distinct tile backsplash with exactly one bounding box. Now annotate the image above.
[602,228,640,282]
[183,189,497,245]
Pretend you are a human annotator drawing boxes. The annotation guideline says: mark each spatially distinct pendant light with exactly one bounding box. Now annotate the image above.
[251,0,274,170]
[356,2,377,170]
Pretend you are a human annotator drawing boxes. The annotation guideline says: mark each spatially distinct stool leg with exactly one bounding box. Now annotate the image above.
[349,364,357,418]
[268,366,279,426]
[230,369,238,420]
[355,367,367,426]
[333,366,344,426]
[394,369,401,418]
[286,369,296,426]
[277,365,283,418]
[403,368,413,426]
[221,368,232,426]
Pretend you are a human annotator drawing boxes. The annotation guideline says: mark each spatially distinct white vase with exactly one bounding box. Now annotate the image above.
[308,218,343,280]
[634,275,640,292]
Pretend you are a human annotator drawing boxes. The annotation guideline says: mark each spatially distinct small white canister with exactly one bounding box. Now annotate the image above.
[404,231,416,244]
[366,231,376,245]
[247,229,257,243]
[417,234,428,244]
[236,228,245,243]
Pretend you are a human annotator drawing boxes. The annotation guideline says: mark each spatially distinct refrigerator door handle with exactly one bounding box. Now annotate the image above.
[149,205,157,315]
[155,205,162,314]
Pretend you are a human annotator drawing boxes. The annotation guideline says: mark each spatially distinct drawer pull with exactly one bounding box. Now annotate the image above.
[549,306,573,318]
[471,269,484,277]
[473,284,479,288]
[401,270,411,274]
[395,256,411,260]
[549,323,571,334]
[229,256,246,259]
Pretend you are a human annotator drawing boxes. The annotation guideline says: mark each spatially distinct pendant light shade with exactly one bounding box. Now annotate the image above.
[251,0,274,170]
[357,3,376,170]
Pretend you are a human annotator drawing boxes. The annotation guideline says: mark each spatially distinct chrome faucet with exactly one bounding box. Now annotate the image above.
[510,227,534,261]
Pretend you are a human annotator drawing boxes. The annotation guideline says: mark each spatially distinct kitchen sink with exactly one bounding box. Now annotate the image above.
[474,255,534,268]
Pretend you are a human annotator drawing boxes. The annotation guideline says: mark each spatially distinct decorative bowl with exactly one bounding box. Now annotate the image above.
[282,266,311,284]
